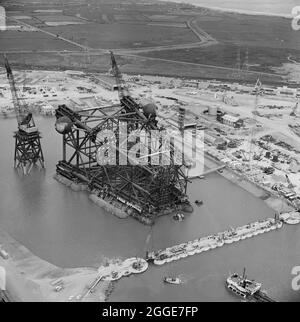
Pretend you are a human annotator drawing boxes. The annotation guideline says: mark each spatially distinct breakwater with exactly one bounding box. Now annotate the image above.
[147,216,285,265]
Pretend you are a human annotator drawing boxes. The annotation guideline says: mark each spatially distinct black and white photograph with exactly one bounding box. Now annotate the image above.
[0,0,300,307]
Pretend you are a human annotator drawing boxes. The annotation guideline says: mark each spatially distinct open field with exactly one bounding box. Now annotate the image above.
[146,22,187,28]
[139,44,300,74]
[137,10,300,76]
[148,14,193,22]
[44,21,85,26]
[33,15,84,23]
[0,30,79,51]
[41,23,198,49]
[6,15,46,27]
[194,13,300,50]
[0,52,285,86]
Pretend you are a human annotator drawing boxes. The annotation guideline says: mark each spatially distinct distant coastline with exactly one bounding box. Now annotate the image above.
[190,5,292,19]
[160,0,293,18]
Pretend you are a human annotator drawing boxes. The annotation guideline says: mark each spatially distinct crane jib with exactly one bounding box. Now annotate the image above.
[3,55,36,130]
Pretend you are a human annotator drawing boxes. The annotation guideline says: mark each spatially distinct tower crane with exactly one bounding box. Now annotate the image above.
[109,51,157,129]
[4,55,44,174]
[4,55,36,132]
[110,51,130,100]
[249,78,263,168]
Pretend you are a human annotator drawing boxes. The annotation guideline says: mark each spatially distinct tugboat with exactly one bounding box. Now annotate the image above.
[163,276,182,285]
[145,250,156,263]
[173,213,185,221]
[195,200,203,206]
[226,268,261,299]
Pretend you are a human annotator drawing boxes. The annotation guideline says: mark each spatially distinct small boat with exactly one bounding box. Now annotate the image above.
[195,199,203,206]
[173,213,185,221]
[163,277,182,285]
[226,268,261,299]
[145,251,156,262]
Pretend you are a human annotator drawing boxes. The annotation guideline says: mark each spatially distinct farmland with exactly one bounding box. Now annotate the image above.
[140,43,300,74]
[0,0,299,83]
[138,10,300,75]
[0,30,78,51]
[41,23,198,49]
[193,13,300,50]
[0,51,284,86]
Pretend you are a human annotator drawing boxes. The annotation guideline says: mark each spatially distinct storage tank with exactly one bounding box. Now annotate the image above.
[55,116,73,134]
[140,98,157,118]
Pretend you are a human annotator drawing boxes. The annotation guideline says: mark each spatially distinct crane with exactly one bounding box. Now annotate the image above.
[249,78,263,169]
[109,51,130,100]
[4,55,36,133]
[4,55,44,174]
[109,51,158,130]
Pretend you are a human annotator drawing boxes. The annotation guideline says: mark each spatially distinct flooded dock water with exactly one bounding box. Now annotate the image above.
[0,117,299,301]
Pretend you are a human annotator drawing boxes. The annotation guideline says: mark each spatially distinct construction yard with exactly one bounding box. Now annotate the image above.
[1,65,300,210]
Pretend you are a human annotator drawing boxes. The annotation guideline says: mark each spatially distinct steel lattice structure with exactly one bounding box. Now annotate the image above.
[54,52,192,223]
[55,100,192,222]
[4,55,44,175]
[14,130,44,171]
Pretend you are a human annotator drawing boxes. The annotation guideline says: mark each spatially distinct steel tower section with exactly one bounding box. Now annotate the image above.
[4,55,44,175]
[54,100,192,224]
[54,52,192,224]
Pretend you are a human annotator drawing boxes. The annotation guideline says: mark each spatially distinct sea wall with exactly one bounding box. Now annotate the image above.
[204,153,293,213]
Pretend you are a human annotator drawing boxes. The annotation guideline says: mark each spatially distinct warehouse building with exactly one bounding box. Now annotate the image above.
[217,113,244,128]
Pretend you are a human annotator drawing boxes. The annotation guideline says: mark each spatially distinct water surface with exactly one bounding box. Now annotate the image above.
[0,116,299,301]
